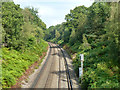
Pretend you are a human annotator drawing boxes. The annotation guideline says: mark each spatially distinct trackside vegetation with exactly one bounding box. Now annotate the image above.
[1,2,48,88]
[45,2,120,88]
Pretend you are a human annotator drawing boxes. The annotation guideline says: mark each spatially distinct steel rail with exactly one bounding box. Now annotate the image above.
[56,45,61,88]
[57,45,73,90]
[30,42,52,88]
[44,43,55,88]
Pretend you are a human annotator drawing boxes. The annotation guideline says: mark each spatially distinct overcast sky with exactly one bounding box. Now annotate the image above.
[13,0,94,28]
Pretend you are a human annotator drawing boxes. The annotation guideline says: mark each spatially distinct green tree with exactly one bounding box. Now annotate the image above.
[2,2,24,50]
[69,29,76,45]
[55,30,60,40]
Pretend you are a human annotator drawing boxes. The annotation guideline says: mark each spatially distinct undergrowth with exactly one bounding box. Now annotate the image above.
[72,43,119,88]
[2,40,48,88]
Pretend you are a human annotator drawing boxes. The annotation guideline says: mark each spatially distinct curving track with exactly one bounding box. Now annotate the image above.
[30,42,76,89]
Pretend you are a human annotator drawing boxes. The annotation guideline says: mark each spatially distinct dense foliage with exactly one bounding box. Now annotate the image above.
[2,40,48,88]
[2,2,48,88]
[45,2,120,88]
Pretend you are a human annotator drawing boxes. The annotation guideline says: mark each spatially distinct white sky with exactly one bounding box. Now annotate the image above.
[13,0,94,28]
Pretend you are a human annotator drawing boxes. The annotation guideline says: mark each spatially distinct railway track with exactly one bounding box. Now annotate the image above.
[30,42,73,89]
[57,45,73,90]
